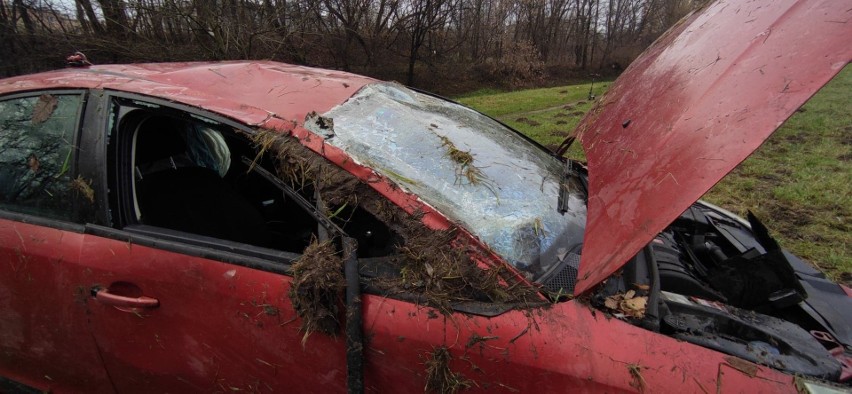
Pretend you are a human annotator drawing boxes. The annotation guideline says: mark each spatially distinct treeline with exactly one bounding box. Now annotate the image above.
[0,0,703,92]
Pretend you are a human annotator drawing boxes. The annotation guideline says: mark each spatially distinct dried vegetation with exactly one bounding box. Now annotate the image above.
[252,129,538,315]
[602,290,647,319]
[438,135,484,186]
[424,346,471,394]
[288,239,345,344]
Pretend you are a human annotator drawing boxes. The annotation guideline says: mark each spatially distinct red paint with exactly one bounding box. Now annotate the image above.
[77,235,348,392]
[361,293,796,393]
[0,61,374,128]
[69,235,800,392]
[94,288,160,311]
[0,220,114,392]
[573,0,852,294]
[1,0,846,390]
[841,284,852,298]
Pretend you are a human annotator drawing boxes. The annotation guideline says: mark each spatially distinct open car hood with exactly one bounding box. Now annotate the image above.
[573,0,851,295]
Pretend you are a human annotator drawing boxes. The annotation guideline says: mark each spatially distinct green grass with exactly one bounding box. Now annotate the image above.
[702,66,851,284]
[457,81,610,160]
[458,68,850,285]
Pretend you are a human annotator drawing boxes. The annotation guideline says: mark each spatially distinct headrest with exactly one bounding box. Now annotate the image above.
[135,116,189,165]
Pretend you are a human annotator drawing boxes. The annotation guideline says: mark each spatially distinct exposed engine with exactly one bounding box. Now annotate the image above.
[583,203,852,383]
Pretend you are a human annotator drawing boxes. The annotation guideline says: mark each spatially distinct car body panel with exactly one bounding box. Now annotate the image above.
[361,293,796,393]
[0,62,373,128]
[573,0,852,294]
[0,65,486,270]
[75,228,796,393]
[0,0,848,390]
[77,232,349,392]
[0,219,113,392]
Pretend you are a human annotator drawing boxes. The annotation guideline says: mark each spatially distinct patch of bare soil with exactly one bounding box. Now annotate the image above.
[841,128,852,145]
[763,203,814,232]
[784,133,807,144]
[839,272,852,287]
[515,117,541,126]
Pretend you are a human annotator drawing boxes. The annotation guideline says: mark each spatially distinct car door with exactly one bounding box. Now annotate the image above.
[78,93,348,392]
[0,91,113,392]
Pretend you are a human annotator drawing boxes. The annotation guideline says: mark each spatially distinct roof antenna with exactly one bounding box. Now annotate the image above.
[66,52,92,68]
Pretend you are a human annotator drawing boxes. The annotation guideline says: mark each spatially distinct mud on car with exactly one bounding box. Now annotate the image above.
[0,0,850,392]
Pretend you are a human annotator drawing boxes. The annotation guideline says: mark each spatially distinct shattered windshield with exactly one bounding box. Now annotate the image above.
[323,82,586,281]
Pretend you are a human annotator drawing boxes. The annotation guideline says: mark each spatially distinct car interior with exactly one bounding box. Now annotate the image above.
[120,109,396,258]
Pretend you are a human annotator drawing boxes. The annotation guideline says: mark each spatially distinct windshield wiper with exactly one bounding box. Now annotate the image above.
[554,135,575,158]
[558,160,587,214]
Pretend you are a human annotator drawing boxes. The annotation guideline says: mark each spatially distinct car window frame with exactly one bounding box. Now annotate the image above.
[90,90,340,271]
[83,90,534,317]
[0,89,90,231]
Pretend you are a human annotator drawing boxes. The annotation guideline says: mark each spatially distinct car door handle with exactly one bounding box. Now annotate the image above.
[93,288,160,309]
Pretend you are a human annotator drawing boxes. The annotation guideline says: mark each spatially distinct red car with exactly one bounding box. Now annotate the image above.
[0,0,849,392]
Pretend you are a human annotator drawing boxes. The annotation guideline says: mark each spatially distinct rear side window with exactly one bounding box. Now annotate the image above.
[0,94,84,221]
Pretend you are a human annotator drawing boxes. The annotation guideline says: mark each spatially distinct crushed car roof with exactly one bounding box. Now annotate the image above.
[572,0,852,294]
[0,61,375,126]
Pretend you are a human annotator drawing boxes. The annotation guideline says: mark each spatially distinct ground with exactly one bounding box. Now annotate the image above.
[457,66,851,286]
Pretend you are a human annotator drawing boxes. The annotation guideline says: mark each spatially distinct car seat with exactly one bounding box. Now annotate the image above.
[134,115,274,247]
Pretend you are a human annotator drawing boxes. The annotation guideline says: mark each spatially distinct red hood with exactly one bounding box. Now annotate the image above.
[573,0,851,294]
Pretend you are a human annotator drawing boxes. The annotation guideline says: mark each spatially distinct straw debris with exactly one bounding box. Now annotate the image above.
[438,135,485,186]
[253,129,537,314]
[71,175,95,203]
[251,130,370,209]
[424,346,471,394]
[288,238,345,344]
[388,221,535,313]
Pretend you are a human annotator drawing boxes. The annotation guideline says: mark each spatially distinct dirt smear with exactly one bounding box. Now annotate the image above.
[424,346,471,394]
[288,238,345,345]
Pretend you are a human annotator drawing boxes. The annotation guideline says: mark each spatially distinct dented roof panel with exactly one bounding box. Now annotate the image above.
[573,0,852,294]
[0,61,374,126]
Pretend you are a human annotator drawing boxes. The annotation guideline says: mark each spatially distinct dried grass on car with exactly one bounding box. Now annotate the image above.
[288,238,345,345]
[424,346,471,394]
[253,129,539,315]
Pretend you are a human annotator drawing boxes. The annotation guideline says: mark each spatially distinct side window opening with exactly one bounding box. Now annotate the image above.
[110,104,536,311]
[0,93,88,222]
[114,106,397,258]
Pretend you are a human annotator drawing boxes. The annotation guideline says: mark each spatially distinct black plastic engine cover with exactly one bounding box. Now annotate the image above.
[661,292,841,380]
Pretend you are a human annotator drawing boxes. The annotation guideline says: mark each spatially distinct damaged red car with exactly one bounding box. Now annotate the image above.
[1,0,850,392]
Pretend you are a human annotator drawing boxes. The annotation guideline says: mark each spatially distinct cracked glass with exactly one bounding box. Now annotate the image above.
[324,83,587,281]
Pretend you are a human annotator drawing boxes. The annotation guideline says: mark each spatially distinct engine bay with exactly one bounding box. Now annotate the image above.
[584,203,852,383]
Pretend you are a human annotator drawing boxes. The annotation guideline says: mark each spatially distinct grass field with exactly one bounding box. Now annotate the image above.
[458,67,851,285]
